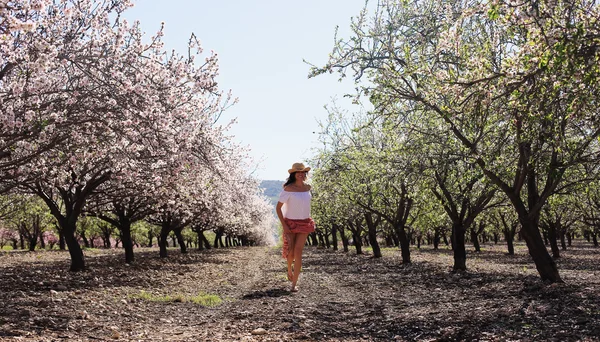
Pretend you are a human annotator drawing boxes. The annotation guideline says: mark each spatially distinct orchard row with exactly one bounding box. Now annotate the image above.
[308,0,600,283]
[0,0,274,270]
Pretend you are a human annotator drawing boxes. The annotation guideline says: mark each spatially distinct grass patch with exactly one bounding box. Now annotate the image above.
[130,290,222,307]
[188,292,222,306]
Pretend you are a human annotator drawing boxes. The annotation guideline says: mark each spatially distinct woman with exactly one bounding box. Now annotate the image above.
[276,162,315,292]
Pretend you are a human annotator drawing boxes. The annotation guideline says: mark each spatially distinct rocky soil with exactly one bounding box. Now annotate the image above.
[0,241,598,341]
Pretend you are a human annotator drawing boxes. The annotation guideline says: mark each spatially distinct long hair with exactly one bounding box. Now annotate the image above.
[284,172,299,187]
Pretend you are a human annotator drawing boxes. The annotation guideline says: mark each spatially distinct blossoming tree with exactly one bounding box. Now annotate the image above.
[313,0,600,283]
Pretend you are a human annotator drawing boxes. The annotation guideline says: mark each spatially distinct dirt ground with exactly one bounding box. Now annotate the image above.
[0,241,598,341]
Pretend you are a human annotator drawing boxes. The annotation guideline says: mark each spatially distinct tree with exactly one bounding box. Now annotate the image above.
[0,194,52,251]
[313,0,600,283]
[488,204,519,255]
[540,194,578,258]
[426,142,498,270]
[2,0,234,271]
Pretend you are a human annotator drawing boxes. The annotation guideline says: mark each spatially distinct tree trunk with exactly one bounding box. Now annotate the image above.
[61,218,85,272]
[331,224,338,251]
[503,228,515,255]
[547,223,560,259]
[452,222,467,271]
[365,213,382,258]
[391,232,400,247]
[159,223,171,258]
[559,230,567,251]
[433,229,440,250]
[35,219,46,249]
[174,228,187,254]
[213,229,222,248]
[310,232,318,246]
[57,226,67,251]
[200,231,211,249]
[120,221,135,264]
[520,217,562,282]
[80,231,90,248]
[28,236,37,251]
[352,232,362,255]
[471,227,481,253]
[25,219,40,252]
[395,224,411,264]
[197,231,204,250]
[338,225,349,252]
[385,235,394,247]
[103,231,111,248]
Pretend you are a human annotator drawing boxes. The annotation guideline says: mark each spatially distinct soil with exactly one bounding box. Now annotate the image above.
[0,242,598,341]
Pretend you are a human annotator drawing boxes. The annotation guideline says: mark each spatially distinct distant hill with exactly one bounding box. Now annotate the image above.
[260,180,284,209]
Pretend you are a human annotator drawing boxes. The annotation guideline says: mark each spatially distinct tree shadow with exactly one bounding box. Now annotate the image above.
[242,288,290,299]
[279,247,600,341]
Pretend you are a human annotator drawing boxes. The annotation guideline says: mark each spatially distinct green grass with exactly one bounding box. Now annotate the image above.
[1,246,14,250]
[188,293,222,306]
[130,290,222,307]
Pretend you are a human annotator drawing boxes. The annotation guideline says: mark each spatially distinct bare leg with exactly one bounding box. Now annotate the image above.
[286,233,297,281]
[290,233,309,292]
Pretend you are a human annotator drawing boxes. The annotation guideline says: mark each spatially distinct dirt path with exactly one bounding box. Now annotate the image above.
[0,243,599,341]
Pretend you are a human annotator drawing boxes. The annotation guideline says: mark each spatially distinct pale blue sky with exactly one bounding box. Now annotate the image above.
[124,0,370,180]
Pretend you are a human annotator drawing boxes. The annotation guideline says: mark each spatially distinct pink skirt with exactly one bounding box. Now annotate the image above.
[282,218,315,259]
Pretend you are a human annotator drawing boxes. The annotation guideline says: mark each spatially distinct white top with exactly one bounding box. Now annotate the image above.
[278,190,311,219]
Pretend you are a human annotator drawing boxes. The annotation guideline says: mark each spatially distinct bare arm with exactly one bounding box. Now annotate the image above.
[276,202,290,233]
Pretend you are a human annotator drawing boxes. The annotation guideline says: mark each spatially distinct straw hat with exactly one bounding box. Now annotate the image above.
[288,162,311,174]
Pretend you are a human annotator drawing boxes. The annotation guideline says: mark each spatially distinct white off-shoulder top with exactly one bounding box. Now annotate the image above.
[278,190,311,219]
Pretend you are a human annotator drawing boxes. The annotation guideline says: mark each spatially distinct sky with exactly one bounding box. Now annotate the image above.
[123,0,371,181]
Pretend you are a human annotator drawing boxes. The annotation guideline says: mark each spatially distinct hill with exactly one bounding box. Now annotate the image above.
[260,180,284,209]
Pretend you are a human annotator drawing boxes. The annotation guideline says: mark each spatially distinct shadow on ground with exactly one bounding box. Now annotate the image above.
[0,242,598,341]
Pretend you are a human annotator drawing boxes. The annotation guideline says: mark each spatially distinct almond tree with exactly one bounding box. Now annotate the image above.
[313,0,600,283]
[311,108,424,261]
[575,179,600,247]
[540,193,578,258]
[311,167,351,252]
[487,204,520,255]
[0,194,52,251]
[2,0,232,271]
[423,132,499,270]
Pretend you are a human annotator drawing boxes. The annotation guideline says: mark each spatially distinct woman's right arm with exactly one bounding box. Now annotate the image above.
[276,202,290,233]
